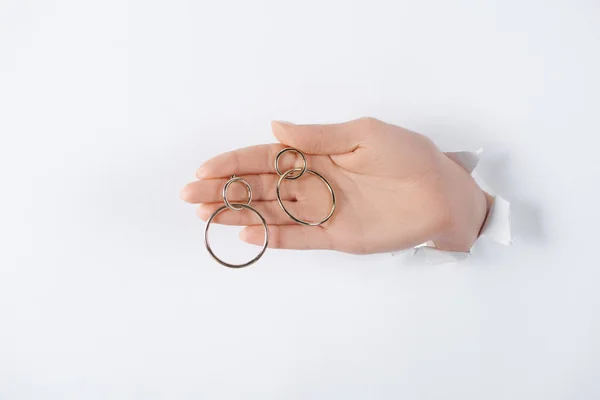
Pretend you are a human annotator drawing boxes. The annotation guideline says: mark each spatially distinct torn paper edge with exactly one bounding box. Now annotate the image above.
[391,149,512,265]
[445,149,483,174]
[479,196,512,246]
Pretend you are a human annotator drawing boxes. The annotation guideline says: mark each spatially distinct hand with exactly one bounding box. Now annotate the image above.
[181,118,491,254]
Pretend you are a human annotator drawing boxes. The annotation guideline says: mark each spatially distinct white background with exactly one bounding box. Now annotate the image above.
[1,0,600,398]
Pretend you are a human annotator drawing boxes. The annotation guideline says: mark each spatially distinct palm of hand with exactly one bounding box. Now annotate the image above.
[181,118,484,254]
[302,122,446,254]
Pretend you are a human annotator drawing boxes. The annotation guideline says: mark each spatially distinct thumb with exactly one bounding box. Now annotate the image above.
[271,118,373,155]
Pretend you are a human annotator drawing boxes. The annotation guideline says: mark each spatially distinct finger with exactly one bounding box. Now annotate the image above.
[196,144,285,179]
[240,225,334,250]
[271,117,376,155]
[180,174,296,204]
[196,200,298,225]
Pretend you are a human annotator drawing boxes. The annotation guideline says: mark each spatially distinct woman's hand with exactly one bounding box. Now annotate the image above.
[181,118,491,254]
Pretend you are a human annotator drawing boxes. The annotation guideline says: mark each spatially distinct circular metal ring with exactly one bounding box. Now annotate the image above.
[274,148,307,180]
[223,176,252,211]
[276,168,336,226]
[204,204,269,268]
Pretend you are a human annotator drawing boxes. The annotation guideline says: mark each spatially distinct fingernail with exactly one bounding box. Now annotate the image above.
[180,187,189,200]
[195,168,207,179]
[239,228,255,243]
[196,204,210,220]
[273,120,295,125]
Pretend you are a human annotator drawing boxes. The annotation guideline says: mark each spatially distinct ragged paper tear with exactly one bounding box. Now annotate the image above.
[393,149,512,265]
[479,196,512,245]
[445,149,483,173]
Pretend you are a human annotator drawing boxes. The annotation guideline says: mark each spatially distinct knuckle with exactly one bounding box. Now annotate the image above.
[357,116,380,128]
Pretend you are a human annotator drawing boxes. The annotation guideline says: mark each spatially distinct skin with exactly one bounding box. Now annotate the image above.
[180,118,492,254]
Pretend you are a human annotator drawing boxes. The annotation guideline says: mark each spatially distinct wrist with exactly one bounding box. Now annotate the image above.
[430,156,493,252]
